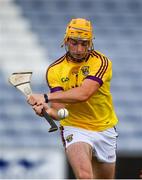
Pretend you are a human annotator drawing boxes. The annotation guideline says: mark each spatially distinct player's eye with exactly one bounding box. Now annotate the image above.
[70,40,78,45]
[81,41,89,46]
[69,39,89,47]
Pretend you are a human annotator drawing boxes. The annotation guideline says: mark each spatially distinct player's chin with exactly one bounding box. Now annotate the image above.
[72,54,86,61]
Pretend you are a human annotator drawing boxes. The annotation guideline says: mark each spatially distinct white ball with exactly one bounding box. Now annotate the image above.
[57,108,69,119]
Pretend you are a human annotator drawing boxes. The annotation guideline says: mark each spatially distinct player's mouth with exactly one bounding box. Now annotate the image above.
[71,53,87,60]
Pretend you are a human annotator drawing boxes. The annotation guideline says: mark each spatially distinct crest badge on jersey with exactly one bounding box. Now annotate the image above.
[81,66,90,76]
[66,134,73,143]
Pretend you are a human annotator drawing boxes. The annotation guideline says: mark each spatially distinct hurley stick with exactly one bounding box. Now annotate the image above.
[8,72,58,132]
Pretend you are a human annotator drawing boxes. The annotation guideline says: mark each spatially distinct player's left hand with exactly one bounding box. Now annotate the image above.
[27,94,45,106]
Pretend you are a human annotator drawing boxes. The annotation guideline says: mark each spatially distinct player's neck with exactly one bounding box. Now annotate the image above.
[66,52,89,63]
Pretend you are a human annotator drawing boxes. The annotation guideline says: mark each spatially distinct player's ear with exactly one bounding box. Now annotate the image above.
[65,41,68,46]
[65,38,69,46]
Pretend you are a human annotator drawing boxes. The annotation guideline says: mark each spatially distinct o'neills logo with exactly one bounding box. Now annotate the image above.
[81,66,89,76]
[61,77,69,82]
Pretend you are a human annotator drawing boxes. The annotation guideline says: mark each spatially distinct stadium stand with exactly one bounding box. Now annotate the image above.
[0,0,142,178]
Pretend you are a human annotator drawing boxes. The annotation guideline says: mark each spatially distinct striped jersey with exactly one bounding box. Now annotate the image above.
[46,50,118,131]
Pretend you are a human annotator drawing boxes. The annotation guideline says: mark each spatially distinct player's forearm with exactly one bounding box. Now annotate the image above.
[48,86,89,103]
[27,80,99,105]
[45,107,59,120]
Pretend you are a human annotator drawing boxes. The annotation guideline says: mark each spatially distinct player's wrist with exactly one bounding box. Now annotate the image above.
[44,93,48,103]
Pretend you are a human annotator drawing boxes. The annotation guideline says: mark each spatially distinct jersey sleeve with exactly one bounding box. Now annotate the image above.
[85,55,112,86]
[46,67,64,93]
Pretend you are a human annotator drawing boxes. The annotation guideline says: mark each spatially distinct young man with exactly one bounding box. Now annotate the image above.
[27,18,118,179]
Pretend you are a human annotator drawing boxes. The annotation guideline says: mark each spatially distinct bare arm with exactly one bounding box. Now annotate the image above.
[46,102,66,120]
[32,102,65,120]
[48,79,100,103]
[27,79,100,106]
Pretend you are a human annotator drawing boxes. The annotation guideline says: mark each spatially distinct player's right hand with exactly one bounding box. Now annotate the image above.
[32,102,59,120]
[32,104,44,116]
[32,103,50,117]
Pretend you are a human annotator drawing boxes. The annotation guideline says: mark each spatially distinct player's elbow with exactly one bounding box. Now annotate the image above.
[75,84,98,102]
[77,92,91,102]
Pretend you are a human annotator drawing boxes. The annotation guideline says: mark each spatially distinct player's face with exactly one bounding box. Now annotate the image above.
[67,38,90,61]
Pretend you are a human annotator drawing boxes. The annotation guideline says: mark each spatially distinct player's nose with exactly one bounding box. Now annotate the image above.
[76,44,84,52]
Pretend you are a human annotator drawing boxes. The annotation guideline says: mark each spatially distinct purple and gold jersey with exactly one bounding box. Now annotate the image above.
[46,50,118,131]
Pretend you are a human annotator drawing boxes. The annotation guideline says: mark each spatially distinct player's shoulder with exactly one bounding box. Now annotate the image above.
[48,54,66,69]
[46,54,66,77]
[90,50,111,61]
[89,50,112,66]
